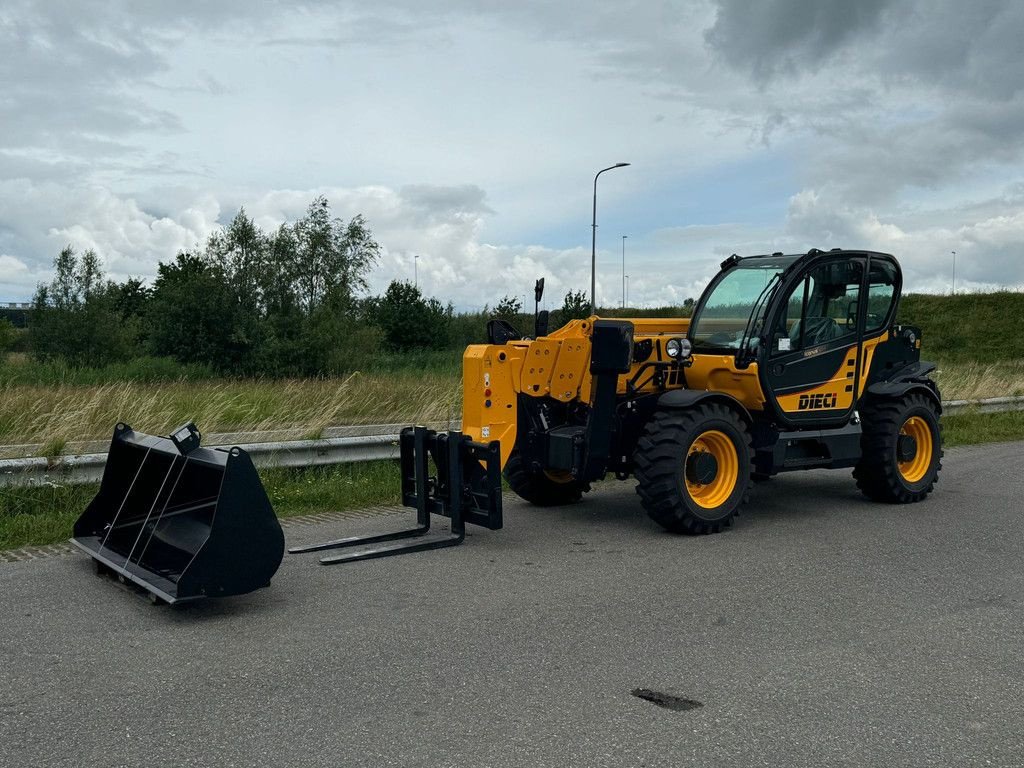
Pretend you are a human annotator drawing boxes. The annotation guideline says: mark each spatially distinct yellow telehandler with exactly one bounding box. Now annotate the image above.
[294,247,942,563]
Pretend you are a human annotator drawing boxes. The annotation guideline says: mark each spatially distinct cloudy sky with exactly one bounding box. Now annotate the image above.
[2,0,1023,309]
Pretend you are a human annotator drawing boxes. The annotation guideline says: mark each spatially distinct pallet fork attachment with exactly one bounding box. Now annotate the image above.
[288,426,503,564]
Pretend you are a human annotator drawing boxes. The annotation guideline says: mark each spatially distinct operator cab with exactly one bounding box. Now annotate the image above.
[686,249,903,426]
[688,249,900,358]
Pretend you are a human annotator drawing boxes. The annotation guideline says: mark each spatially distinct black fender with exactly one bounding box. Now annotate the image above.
[656,389,753,426]
[866,361,942,413]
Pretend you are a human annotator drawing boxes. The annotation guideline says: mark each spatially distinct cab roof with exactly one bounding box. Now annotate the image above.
[719,248,898,275]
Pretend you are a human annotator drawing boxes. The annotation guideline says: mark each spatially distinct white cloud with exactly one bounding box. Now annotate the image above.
[783,186,1024,293]
[2,0,1024,308]
[0,254,33,300]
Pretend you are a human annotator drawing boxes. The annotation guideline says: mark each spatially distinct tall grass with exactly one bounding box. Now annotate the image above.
[932,359,1024,400]
[0,372,462,450]
[0,358,1018,452]
[2,290,1023,452]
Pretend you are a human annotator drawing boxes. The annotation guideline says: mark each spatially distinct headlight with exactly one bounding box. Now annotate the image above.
[666,337,692,359]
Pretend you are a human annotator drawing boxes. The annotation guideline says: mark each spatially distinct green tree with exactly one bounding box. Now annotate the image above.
[374,280,453,351]
[489,295,523,323]
[291,197,379,314]
[113,278,152,321]
[557,289,590,324]
[206,208,267,310]
[272,199,382,373]
[29,247,133,365]
[147,252,235,368]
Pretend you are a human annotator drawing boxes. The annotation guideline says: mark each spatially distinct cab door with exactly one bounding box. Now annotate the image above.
[762,257,865,426]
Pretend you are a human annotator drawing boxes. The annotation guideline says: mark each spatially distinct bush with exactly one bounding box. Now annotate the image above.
[374,281,453,351]
[0,319,14,353]
[29,247,136,365]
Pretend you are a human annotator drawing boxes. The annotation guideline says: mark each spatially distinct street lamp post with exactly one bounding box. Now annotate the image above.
[951,250,956,295]
[414,254,419,288]
[625,275,630,308]
[621,235,628,309]
[590,162,630,313]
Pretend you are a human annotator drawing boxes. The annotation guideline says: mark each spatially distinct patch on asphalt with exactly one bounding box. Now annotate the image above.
[631,688,703,712]
[0,543,74,563]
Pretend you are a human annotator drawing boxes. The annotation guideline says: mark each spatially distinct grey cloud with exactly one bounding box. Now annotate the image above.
[398,184,494,223]
[2,2,175,180]
[802,91,1024,201]
[694,0,1024,201]
[3,0,1024,297]
[871,0,1024,100]
[704,0,891,80]
[783,185,1024,289]
[0,0,286,182]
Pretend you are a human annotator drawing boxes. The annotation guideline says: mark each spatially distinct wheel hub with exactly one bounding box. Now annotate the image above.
[897,434,918,462]
[685,450,719,486]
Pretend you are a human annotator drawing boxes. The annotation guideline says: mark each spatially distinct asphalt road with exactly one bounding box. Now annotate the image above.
[2,442,1023,768]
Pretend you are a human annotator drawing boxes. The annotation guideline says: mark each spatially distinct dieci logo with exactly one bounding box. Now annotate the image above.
[798,392,838,410]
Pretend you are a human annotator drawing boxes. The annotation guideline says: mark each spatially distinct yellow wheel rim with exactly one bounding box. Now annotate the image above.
[685,430,739,509]
[898,416,933,484]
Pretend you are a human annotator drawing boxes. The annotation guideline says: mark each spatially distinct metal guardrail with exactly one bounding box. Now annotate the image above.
[1,398,1021,488]
[0,433,407,488]
[942,396,1024,414]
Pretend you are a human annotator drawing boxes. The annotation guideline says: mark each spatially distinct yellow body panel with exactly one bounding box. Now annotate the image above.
[548,338,589,402]
[459,315,894,469]
[519,338,563,396]
[461,345,521,467]
[684,355,767,411]
[459,315,758,468]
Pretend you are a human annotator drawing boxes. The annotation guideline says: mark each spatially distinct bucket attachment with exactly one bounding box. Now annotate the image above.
[289,425,502,564]
[71,422,285,604]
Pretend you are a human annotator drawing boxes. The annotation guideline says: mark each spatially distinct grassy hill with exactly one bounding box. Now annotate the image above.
[899,291,1024,364]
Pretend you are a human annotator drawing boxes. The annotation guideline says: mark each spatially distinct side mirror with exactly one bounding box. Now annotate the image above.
[534,277,545,303]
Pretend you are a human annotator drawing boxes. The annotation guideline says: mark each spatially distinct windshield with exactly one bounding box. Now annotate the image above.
[689,257,797,351]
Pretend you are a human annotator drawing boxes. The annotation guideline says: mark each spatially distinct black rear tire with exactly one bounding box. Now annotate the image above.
[854,393,942,503]
[634,403,753,534]
[504,451,586,506]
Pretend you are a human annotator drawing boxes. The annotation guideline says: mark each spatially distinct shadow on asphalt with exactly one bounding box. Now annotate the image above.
[68,552,276,620]
[538,468,898,537]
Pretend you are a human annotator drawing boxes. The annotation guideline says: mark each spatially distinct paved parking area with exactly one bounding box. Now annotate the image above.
[2,442,1022,767]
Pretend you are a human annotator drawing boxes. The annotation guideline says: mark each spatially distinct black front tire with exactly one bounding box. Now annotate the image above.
[504,451,586,507]
[854,393,943,503]
[633,403,753,534]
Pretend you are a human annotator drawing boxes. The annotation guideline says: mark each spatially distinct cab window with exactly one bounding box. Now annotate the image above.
[689,257,796,352]
[773,260,863,354]
[865,260,898,333]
